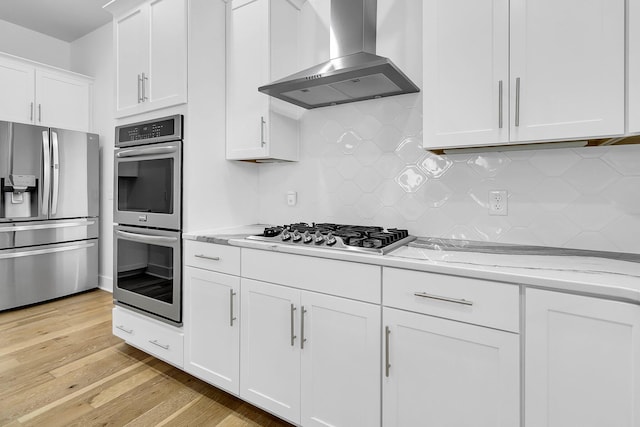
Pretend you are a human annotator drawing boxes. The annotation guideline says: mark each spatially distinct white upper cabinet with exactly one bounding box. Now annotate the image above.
[0,54,92,132]
[630,0,640,134]
[510,0,624,143]
[423,0,509,148]
[0,58,35,124]
[35,70,91,132]
[113,0,188,118]
[525,289,640,427]
[226,0,300,162]
[423,0,625,150]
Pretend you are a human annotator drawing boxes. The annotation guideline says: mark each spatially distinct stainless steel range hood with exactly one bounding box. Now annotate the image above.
[258,0,420,109]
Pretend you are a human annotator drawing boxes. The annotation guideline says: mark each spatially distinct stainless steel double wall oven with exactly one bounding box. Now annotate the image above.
[113,115,183,325]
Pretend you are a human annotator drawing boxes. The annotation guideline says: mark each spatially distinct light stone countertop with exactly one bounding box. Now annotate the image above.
[183,226,640,305]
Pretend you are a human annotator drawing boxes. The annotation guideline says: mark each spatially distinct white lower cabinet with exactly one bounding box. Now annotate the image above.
[112,306,184,368]
[382,307,520,427]
[184,267,240,395]
[240,278,381,426]
[525,289,640,427]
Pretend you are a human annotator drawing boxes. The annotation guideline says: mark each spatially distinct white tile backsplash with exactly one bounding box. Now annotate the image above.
[258,94,640,254]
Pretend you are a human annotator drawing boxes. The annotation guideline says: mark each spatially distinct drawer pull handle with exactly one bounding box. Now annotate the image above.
[413,292,474,306]
[149,339,170,350]
[195,254,220,261]
[116,325,133,334]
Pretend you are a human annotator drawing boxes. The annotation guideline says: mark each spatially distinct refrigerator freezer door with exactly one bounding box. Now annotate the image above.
[0,122,49,222]
[48,129,99,219]
[0,238,98,311]
[0,218,99,250]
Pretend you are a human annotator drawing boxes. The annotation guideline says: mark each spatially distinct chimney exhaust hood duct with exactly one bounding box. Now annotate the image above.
[258,0,420,109]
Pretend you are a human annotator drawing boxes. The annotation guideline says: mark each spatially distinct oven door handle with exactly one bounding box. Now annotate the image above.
[116,145,178,158]
[115,230,179,245]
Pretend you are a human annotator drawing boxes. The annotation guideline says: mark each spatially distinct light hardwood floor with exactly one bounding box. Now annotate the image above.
[0,289,292,427]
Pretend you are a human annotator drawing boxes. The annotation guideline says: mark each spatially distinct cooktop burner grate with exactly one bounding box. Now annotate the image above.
[247,223,415,255]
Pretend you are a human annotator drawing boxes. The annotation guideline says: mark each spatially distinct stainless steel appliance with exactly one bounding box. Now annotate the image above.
[258,0,419,109]
[0,121,99,311]
[247,223,416,255]
[114,115,182,230]
[113,115,183,325]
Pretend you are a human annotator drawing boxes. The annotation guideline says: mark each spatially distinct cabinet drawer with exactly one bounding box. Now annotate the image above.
[242,248,381,303]
[383,268,519,332]
[112,307,184,367]
[184,240,240,275]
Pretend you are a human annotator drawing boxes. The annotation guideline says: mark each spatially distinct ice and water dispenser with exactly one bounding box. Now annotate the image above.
[2,174,36,218]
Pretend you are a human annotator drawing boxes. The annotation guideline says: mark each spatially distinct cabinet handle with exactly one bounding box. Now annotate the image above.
[260,116,266,147]
[148,339,170,350]
[300,306,307,349]
[385,326,391,377]
[413,292,474,306]
[230,289,237,327]
[290,304,297,346]
[30,102,34,121]
[515,77,521,127]
[137,74,142,103]
[498,80,503,129]
[142,72,148,101]
[194,254,220,261]
[116,325,133,334]
[38,104,42,122]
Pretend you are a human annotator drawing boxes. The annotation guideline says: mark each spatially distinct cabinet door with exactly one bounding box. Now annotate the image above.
[525,289,640,427]
[423,0,509,149]
[0,58,35,124]
[383,308,519,427]
[115,5,149,115]
[630,0,640,134]
[226,0,270,160]
[510,0,624,142]
[184,267,240,395]
[300,292,381,427]
[240,278,300,424]
[35,70,91,132]
[147,0,188,109]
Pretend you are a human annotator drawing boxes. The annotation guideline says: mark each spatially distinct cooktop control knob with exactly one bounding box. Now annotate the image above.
[326,232,337,246]
[281,230,291,241]
[314,231,324,244]
[292,230,302,242]
[303,231,313,244]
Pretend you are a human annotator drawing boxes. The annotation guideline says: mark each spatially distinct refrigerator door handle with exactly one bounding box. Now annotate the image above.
[41,131,51,216]
[0,242,95,260]
[0,220,96,233]
[51,131,60,215]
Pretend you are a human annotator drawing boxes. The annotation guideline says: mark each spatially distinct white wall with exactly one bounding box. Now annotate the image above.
[0,19,71,69]
[70,23,116,291]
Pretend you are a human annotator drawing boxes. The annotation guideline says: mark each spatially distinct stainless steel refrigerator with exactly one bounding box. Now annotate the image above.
[0,121,99,311]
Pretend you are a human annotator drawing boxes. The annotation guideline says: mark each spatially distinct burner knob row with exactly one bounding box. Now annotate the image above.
[280,230,337,246]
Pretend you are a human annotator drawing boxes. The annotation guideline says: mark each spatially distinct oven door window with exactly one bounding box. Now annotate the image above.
[117,158,174,214]
[116,237,174,304]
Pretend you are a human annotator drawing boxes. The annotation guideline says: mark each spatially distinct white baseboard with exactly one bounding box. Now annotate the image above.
[99,275,113,293]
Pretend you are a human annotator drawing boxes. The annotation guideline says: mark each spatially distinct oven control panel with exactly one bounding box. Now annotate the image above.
[116,114,183,147]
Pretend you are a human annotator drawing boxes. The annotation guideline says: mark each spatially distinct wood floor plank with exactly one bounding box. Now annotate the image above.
[1,289,293,427]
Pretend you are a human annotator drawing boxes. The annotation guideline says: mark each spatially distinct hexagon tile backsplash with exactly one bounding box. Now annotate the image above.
[258,94,640,254]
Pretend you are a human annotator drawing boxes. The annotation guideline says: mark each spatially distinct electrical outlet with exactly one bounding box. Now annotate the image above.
[287,191,297,206]
[489,190,508,216]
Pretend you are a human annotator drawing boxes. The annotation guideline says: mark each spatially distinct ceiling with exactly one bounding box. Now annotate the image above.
[0,0,112,42]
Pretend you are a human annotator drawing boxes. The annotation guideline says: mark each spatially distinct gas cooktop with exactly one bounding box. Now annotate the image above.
[246,223,416,255]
